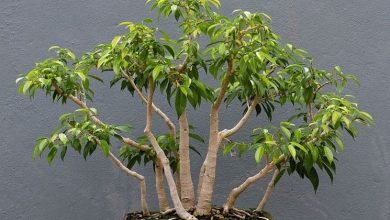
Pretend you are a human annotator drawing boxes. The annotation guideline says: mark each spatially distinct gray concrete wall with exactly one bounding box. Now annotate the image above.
[1,0,389,219]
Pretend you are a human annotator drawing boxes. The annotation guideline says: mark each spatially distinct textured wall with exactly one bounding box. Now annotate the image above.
[1,0,389,219]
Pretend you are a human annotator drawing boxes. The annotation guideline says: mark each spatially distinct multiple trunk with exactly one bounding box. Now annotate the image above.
[61,67,279,218]
[144,78,196,220]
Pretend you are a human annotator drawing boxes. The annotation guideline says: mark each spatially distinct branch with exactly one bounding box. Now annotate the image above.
[223,163,275,213]
[314,81,331,94]
[143,77,196,220]
[122,70,176,139]
[220,97,260,139]
[212,59,234,111]
[53,84,150,152]
[108,151,150,215]
[256,169,280,212]
[123,70,180,211]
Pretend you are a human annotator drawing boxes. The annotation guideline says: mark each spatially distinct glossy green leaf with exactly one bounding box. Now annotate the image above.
[99,140,110,157]
[324,146,334,163]
[288,144,297,159]
[58,133,68,145]
[175,89,187,118]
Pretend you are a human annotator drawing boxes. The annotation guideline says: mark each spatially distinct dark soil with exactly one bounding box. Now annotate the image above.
[125,207,272,220]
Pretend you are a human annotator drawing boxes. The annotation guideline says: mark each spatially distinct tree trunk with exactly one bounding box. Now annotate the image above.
[144,78,196,220]
[179,111,195,209]
[155,159,170,211]
[256,169,280,212]
[195,60,233,216]
[194,108,221,215]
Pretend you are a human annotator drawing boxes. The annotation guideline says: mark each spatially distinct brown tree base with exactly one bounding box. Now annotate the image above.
[125,207,272,220]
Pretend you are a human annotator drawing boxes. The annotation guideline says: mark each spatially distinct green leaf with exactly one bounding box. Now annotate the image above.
[22,81,32,94]
[33,139,48,159]
[308,144,319,162]
[223,142,236,156]
[218,43,226,55]
[152,65,162,80]
[38,139,49,153]
[114,125,133,133]
[15,77,24,84]
[281,126,291,140]
[307,167,319,192]
[175,89,187,118]
[142,18,153,23]
[111,36,122,48]
[189,133,205,143]
[273,169,285,186]
[290,142,308,154]
[99,140,110,157]
[58,133,68,145]
[259,51,276,64]
[288,144,297,160]
[209,0,221,7]
[334,136,344,152]
[48,45,60,51]
[60,146,67,161]
[255,145,265,164]
[189,145,202,157]
[47,147,57,165]
[324,146,333,163]
[359,111,374,124]
[75,71,87,81]
[332,111,341,127]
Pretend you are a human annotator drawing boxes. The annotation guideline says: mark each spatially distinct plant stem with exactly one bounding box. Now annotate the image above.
[108,151,150,215]
[256,169,280,212]
[223,164,274,213]
[155,159,170,211]
[195,60,233,216]
[179,111,195,209]
[144,77,196,220]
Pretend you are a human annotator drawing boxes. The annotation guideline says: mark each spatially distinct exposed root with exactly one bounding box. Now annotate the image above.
[126,207,271,220]
[232,208,253,217]
[161,208,176,215]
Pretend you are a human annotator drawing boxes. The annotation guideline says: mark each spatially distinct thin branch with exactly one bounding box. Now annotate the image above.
[122,70,176,139]
[53,84,150,152]
[108,151,150,215]
[121,71,174,211]
[314,81,331,94]
[223,163,275,213]
[213,59,234,111]
[307,103,314,122]
[220,97,260,139]
[256,169,280,212]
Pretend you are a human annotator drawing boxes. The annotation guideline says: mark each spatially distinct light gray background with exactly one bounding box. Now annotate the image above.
[1,0,389,219]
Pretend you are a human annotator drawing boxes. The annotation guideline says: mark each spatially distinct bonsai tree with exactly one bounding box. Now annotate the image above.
[17,0,373,219]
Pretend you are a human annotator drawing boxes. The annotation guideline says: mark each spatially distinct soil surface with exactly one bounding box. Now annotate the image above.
[125,207,272,220]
